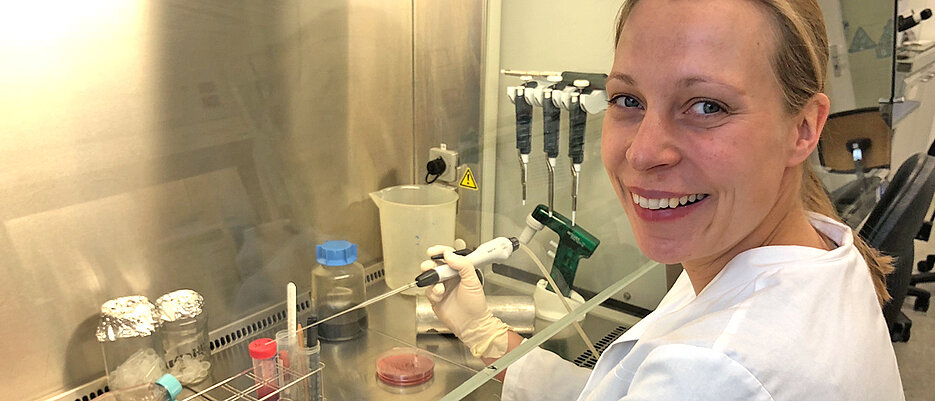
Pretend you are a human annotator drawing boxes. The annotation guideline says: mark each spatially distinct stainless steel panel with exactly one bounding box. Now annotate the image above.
[413,0,485,246]
[1,1,425,399]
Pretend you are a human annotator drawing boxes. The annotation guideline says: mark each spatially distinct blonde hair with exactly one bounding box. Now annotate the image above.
[615,0,893,305]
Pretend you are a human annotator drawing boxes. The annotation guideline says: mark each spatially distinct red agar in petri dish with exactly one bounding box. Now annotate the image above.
[376,347,435,386]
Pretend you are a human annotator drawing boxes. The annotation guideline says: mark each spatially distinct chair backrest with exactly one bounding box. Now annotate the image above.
[859,153,935,330]
[818,107,891,173]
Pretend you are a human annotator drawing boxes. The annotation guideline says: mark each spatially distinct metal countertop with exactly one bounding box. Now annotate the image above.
[184,277,630,400]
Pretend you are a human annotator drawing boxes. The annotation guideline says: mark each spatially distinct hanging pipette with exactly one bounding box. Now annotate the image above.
[543,83,561,215]
[568,80,589,226]
[306,237,519,330]
[512,82,533,205]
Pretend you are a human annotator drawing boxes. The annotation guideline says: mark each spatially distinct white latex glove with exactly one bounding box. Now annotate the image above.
[420,245,511,358]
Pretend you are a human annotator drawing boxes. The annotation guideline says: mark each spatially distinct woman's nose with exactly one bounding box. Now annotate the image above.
[625,113,681,171]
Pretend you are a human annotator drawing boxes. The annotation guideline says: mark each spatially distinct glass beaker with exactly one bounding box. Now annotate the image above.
[370,185,458,294]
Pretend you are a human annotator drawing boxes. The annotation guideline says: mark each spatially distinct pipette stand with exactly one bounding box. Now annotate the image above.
[533,279,586,322]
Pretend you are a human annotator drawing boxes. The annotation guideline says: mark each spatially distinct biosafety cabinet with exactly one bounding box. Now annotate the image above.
[0,0,908,400]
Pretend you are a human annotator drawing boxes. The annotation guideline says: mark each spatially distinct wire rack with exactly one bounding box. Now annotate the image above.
[173,270,395,401]
[181,361,325,401]
[177,292,328,401]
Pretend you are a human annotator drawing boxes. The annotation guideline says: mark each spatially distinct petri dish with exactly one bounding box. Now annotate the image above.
[375,347,435,387]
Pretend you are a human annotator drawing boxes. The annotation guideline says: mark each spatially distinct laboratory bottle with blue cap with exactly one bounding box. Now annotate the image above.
[311,240,368,341]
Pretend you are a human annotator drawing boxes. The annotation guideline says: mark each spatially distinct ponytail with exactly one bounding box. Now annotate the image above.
[802,164,893,305]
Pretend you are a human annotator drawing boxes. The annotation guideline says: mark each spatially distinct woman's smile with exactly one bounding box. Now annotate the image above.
[626,185,711,222]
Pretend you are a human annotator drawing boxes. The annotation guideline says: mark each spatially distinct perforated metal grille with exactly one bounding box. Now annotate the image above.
[573,325,628,368]
[365,267,385,285]
[207,298,310,353]
[41,376,110,401]
[72,386,108,401]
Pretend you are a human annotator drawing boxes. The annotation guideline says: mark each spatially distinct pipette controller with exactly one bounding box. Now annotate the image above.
[415,237,518,286]
[306,237,519,330]
[519,205,599,297]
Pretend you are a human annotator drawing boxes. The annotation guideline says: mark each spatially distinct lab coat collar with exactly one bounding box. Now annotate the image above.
[609,212,852,346]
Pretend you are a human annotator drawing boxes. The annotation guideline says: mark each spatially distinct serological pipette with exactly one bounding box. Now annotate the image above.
[306,237,520,330]
[307,282,420,330]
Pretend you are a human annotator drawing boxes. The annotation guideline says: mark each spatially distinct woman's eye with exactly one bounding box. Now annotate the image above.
[611,95,642,109]
[689,100,725,115]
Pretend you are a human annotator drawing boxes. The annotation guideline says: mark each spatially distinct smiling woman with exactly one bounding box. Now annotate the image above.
[422,0,906,400]
[603,0,894,302]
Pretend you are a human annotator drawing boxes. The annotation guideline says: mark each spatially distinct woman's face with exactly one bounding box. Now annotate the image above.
[602,0,801,264]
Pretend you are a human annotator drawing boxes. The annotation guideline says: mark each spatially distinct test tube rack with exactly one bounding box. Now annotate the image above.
[180,361,324,401]
[184,293,327,401]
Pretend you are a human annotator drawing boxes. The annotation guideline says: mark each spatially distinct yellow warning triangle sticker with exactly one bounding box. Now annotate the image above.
[459,166,479,190]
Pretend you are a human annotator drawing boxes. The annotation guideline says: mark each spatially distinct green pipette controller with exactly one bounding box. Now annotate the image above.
[519,204,600,297]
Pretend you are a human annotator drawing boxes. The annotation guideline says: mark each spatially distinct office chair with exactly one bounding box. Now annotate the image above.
[905,141,935,312]
[818,108,892,227]
[858,153,935,342]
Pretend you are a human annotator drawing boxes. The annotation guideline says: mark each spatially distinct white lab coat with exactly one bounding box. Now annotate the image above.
[502,213,904,401]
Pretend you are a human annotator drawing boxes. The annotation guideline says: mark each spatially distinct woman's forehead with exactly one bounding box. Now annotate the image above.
[611,0,776,92]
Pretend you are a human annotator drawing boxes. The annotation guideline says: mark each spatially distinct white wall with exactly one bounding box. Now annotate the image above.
[899,0,935,41]
[489,0,667,311]
[820,0,858,112]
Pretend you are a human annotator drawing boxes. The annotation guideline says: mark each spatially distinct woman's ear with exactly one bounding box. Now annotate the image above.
[788,93,830,166]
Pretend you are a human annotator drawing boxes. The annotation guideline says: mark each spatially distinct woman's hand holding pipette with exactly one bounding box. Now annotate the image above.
[420,246,511,359]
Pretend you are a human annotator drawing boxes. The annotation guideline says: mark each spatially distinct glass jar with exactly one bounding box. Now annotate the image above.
[155,289,211,385]
[96,296,166,390]
[311,240,367,341]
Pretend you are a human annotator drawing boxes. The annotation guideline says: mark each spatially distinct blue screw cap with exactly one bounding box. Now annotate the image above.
[317,240,358,266]
[156,373,182,400]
